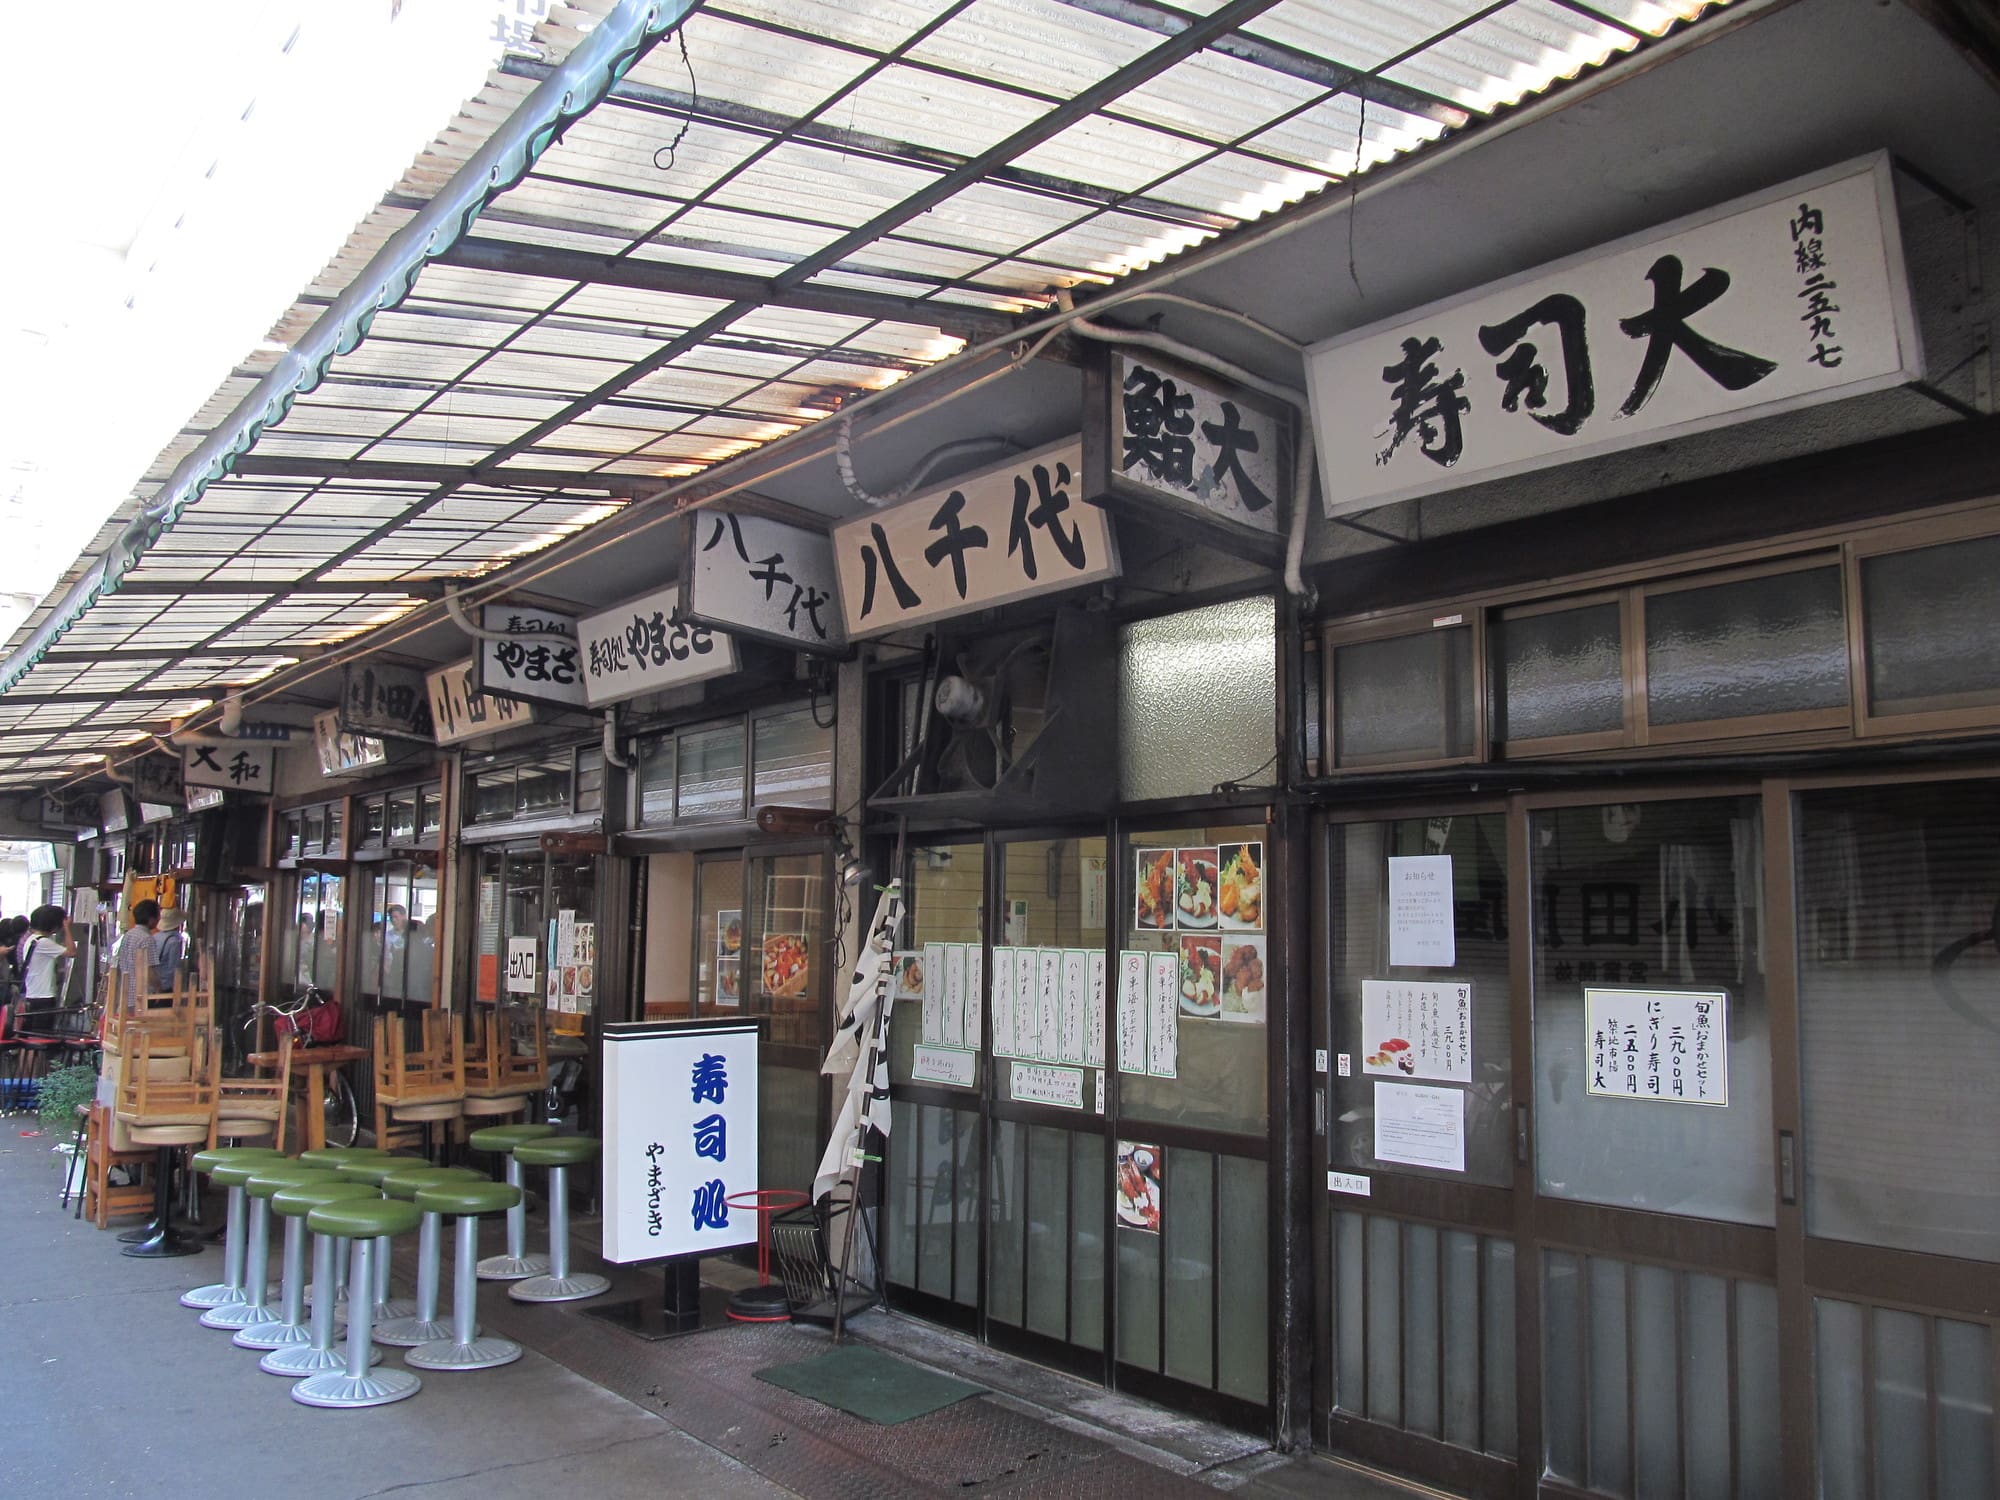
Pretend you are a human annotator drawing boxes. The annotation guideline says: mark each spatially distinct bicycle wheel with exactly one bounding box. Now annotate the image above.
[322,1069,360,1148]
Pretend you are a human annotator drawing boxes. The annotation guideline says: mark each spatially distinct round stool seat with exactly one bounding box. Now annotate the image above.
[459,1094,528,1118]
[217,1117,278,1140]
[272,1181,380,1218]
[390,1099,464,1121]
[380,1165,483,1200]
[333,1155,424,1187]
[415,1181,521,1218]
[469,1123,556,1153]
[126,1123,210,1147]
[243,1163,335,1199]
[192,1146,284,1177]
[513,1135,599,1168]
[298,1146,401,1168]
[306,1197,423,1240]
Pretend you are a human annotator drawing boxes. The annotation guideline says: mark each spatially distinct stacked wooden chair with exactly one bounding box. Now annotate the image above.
[373,1010,466,1154]
[212,1032,294,1151]
[109,1023,220,1257]
[460,1004,549,1133]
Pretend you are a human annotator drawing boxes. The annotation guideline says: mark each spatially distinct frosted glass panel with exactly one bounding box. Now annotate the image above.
[1872,1308,1928,1500]
[1070,1133,1105,1351]
[1119,596,1276,802]
[952,1111,980,1307]
[1366,1215,1402,1422]
[752,707,833,806]
[1401,1224,1441,1439]
[1163,1149,1214,1386]
[988,1119,1024,1324]
[1024,1125,1069,1340]
[1631,1264,1680,1500]
[1938,1317,1995,1498]
[1864,531,2000,715]
[1335,1211,1365,1414]
[1645,566,1847,726]
[1734,1280,1780,1499]
[1116,1216,1161,1370]
[677,724,745,820]
[884,1099,916,1285]
[920,1107,958,1301]
[1816,1298,1867,1500]
[1586,1256,1629,1493]
[1482,1239,1516,1459]
[1216,1155,1267,1403]
[1334,626,1474,765]
[1494,602,1623,742]
[1544,1251,1584,1485]
[1441,1230,1481,1450]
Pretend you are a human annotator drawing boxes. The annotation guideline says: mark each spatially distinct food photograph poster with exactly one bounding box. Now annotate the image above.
[1134,841,1264,934]
[1116,1140,1163,1234]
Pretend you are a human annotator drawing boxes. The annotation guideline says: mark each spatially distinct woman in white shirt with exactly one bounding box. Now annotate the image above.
[16,904,76,1019]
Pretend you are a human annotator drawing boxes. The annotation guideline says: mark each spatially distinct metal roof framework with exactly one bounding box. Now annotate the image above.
[0,0,1731,793]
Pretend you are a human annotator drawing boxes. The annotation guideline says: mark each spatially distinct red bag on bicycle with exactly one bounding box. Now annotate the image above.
[278,997,343,1045]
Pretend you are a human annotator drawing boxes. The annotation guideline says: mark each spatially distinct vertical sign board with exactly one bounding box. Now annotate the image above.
[341,662,434,740]
[1306,153,1923,518]
[426,659,537,746]
[601,1019,760,1263]
[578,585,740,708]
[686,510,848,653]
[475,605,587,709]
[830,438,1120,640]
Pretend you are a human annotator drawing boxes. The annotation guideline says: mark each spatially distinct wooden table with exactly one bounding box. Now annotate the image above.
[249,1043,370,1151]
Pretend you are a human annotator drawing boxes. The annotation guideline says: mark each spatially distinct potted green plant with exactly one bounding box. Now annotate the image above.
[36,1061,99,1197]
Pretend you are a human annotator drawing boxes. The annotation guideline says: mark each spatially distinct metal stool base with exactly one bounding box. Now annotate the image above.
[476,1252,549,1281]
[199,1299,274,1330]
[260,1342,380,1377]
[508,1271,609,1303]
[290,1367,421,1408]
[374,1315,458,1348]
[331,1296,419,1323]
[180,1282,244,1310]
[122,1230,203,1259]
[233,1319,313,1351]
[406,1335,521,1371]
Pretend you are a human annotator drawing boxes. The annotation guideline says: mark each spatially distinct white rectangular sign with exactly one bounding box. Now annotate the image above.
[831,438,1120,638]
[688,510,848,652]
[1388,855,1455,968]
[426,659,536,746]
[601,1020,759,1262]
[578,585,739,707]
[911,1045,977,1088]
[1374,1081,1466,1173]
[1362,979,1472,1082]
[505,936,539,996]
[1586,987,1728,1106]
[181,743,276,792]
[1009,1063,1085,1109]
[477,605,586,709]
[1306,153,1922,516]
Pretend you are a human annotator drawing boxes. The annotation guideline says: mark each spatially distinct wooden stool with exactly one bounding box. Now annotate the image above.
[83,1102,154,1228]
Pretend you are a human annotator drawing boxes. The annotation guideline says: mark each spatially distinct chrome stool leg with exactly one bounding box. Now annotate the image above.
[291,1237,419,1408]
[233,1212,313,1350]
[508,1164,608,1303]
[181,1183,250,1309]
[263,1234,379,1376]
[409,1213,520,1371]
[476,1154,547,1281]
[200,1196,276,1329]
[374,1209,452,1347]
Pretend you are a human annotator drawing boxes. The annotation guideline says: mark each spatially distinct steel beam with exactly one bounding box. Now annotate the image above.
[224,455,633,492]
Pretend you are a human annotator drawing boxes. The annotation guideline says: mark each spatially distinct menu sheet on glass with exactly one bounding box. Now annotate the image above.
[1132,842,1266,1025]
[984,947,1106,1067]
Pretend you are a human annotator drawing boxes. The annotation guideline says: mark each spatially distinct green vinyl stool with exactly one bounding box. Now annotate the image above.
[291,1196,426,1409]
[255,1180,382,1376]
[297,1149,407,1308]
[374,1165,485,1347]
[198,1161,326,1331]
[228,1163,340,1348]
[181,1147,284,1309]
[408,1180,525,1371]
[469,1122,556,1280]
[330,1154,426,1322]
[508,1135,607,1304]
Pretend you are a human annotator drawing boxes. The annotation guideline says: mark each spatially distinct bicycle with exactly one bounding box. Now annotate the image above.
[237,983,360,1148]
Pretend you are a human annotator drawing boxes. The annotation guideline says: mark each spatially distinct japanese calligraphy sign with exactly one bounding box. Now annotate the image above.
[831,438,1120,638]
[340,661,434,740]
[1093,349,1289,541]
[601,1018,760,1262]
[687,510,848,653]
[475,605,586,710]
[181,743,277,792]
[425,658,537,746]
[312,709,387,776]
[130,753,185,807]
[1306,153,1921,516]
[577,584,740,707]
[1586,987,1728,1106]
[1361,979,1472,1082]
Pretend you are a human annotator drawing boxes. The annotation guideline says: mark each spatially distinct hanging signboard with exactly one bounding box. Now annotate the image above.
[425,658,537,746]
[1306,152,1922,516]
[601,1019,760,1263]
[340,662,434,740]
[1586,987,1728,1106]
[184,785,226,812]
[686,510,848,653]
[577,584,739,708]
[182,743,277,793]
[474,605,586,709]
[98,790,131,834]
[312,710,388,777]
[127,753,184,808]
[830,438,1120,639]
[1086,347,1290,548]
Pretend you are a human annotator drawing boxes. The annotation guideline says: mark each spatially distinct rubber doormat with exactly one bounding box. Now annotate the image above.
[756,1343,987,1425]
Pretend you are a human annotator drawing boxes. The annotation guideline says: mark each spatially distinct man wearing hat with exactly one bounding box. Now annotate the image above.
[153,908,191,992]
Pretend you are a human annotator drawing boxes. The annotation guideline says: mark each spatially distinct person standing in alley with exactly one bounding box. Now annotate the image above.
[115,899,162,1005]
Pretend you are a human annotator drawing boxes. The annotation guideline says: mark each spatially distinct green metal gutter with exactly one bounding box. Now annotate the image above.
[0,0,700,697]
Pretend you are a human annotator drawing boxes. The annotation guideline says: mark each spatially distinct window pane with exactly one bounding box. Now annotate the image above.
[361,796,387,846]
[1494,602,1623,742]
[1645,567,1847,726]
[387,791,417,841]
[516,757,569,817]
[891,841,984,1090]
[1121,823,1268,1135]
[1799,782,2000,1260]
[753,707,834,807]
[637,735,676,824]
[693,856,743,1017]
[678,724,746,820]
[1334,626,1474,766]
[1120,596,1276,802]
[1532,797,1773,1225]
[418,787,442,838]
[1863,531,2000,717]
[471,769,515,823]
[992,836,1105,1111]
[575,749,604,815]
[749,851,824,1050]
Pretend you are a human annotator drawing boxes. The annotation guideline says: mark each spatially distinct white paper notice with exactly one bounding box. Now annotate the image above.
[1586,987,1728,1106]
[505,936,538,995]
[1116,951,1147,1073]
[1388,856,1455,967]
[1009,1063,1085,1109]
[1015,950,1041,1060]
[965,945,984,1050]
[1374,1081,1466,1173]
[1059,950,1087,1065]
[1085,951,1107,1067]
[1361,979,1473,1082]
[1037,950,1063,1064]
[912,1045,977,1088]
[1147,952,1179,1078]
[922,941,946,1045]
[943,944,967,1048]
[990,947,1017,1057]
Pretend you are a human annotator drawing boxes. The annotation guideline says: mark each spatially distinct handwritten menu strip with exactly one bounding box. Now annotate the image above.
[1009,1063,1085,1110]
[1060,950,1087,1065]
[1361,980,1472,1082]
[1085,951,1107,1068]
[965,945,984,1051]
[912,1045,977,1087]
[1037,951,1063,1064]
[1117,951,1147,1074]
[991,946,1017,1057]
[1147,952,1179,1079]
[942,944,967,1049]
[1015,948,1041,1061]
[922,942,946,1046]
